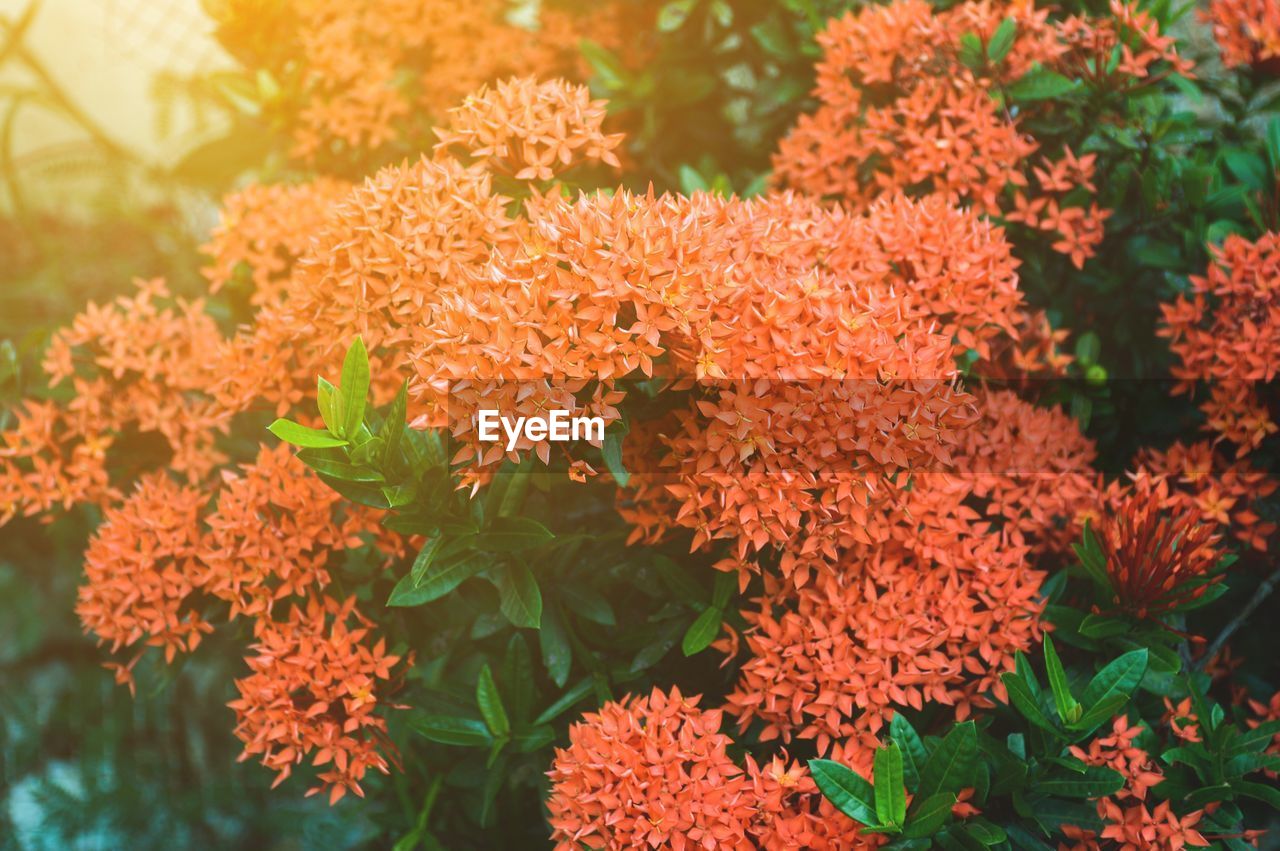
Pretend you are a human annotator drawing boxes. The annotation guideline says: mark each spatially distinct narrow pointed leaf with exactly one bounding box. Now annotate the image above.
[476,517,555,552]
[874,741,906,829]
[338,336,370,438]
[476,664,510,737]
[681,606,723,656]
[1043,636,1080,723]
[497,564,542,628]
[890,714,927,792]
[268,419,347,448]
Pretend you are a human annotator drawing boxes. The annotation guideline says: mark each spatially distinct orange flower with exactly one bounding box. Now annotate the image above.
[1246,691,1280,777]
[210,0,638,163]
[200,443,383,619]
[203,177,352,308]
[1,279,228,524]
[229,594,404,804]
[1064,716,1210,850]
[433,77,623,180]
[546,686,757,850]
[1120,440,1277,552]
[75,473,213,690]
[1096,482,1224,618]
[774,0,1189,268]
[1203,0,1280,69]
[723,547,1044,754]
[1160,231,1280,455]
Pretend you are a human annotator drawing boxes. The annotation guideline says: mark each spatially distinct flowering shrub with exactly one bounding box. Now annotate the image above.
[3,0,1280,848]
[772,0,1189,269]
[1204,0,1280,71]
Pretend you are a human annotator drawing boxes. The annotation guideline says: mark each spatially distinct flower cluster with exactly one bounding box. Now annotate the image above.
[207,0,635,163]
[546,687,873,851]
[722,548,1044,754]
[70,443,403,798]
[773,0,1189,268]
[433,76,623,180]
[74,473,211,687]
[2,39,1271,830]
[1204,0,1280,70]
[1121,440,1277,552]
[1095,482,1224,619]
[1161,231,1280,455]
[1,279,227,524]
[1063,716,1209,850]
[203,177,353,308]
[230,595,404,803]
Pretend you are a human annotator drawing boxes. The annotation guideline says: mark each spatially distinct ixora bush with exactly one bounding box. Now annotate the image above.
[3,1,1280,849]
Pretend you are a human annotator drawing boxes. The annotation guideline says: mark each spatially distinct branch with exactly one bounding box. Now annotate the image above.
[1193,564,1280,673]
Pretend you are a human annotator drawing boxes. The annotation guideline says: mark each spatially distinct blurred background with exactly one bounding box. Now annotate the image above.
[0,1,388,847]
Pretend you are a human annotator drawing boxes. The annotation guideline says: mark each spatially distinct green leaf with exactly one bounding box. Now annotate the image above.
[809,759,878,827]
[965,818,1007,845]
[750,20,793,58]
[874,742,907,829]
[560,585,616,626]
[903,792,956,838]
[602,430,630,487]
[267,419,348,448]
[380,379,408,468]
[337,336,370,438]
[394,551,485,606]
[1222,149,1268,190]
[1234,780,1280,809]
[1043,636,1081,723]
[657,0,695,31]
[1016,650,1042,697]
[297,453,382,481]
[1071,693,1127,736]
[320,476,391,509]
[890,714,928,792]
[1233,719,1280,754]
[579,39,626,89]
[654,554,705,604]
[533,677,593,726]
[987,18,1017,63]
[476,664,510,737]
[682,606,723,656]
[958,32,984,70]
[413,715,492,747]
[476,517,555,552]
[538,601,572,686]
[1266,116,1280,174]
[1004,824,1055,851]
[512,725,556,753]
[497,463,532,518]
[1002,672,1059,732]
[711,570,735,609]
[496,564,542,628]
[381,483,417,508]
[317,377,339,434]
[678,164,709,195]
[1080,649,1148,708]
[1073,331,1100,366]
[1007,66,1078,101]
[1078,613,1128,639]
[1037,766,1125,798]
[501,633,535,724]
[919,722,978,799]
